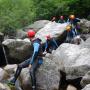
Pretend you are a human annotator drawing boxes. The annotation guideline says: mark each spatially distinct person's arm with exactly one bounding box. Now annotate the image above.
[52,38,58,48]
[29,42,40,66]
[44,40,48,52]
[76,18,80,22]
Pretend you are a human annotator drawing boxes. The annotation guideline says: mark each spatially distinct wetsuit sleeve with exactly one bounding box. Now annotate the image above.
[29,42,40,65]
[52,38,58,48]
[44,40,48,51]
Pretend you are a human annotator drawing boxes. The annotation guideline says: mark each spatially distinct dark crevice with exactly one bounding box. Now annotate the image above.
[0,44,7,66]
[58,70,82,90]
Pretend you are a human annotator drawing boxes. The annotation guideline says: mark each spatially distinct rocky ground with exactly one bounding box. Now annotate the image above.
[0,19,90,90]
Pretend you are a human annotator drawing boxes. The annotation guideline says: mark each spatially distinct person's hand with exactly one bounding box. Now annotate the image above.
[43,51,47,55]
[28,64,32,69]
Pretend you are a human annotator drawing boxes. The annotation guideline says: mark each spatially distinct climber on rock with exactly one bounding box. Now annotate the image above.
[67,14,81,33]
[65,25,78,43]
[43,34,58,53]
[8,30,45,90]
[58,15,65,23]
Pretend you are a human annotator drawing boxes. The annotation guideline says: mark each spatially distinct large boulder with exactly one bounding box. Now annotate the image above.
[82,84,90,90]
[36,56,60,90]
[24,20,50,32]
[15,30,27,39]
[52,42,90,78]
[80,37,90,48]
[20,68,32,90]
[80,19,90,33]
[35,22,68,43]
[2,39,32,64]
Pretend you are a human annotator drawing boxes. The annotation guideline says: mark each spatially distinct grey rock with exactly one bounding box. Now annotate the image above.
[20,68,32,90]
[2,39,32,63]
[82,84,90,90]
[16,30,27,39]
[24,20,50,32]
[35,22,68,43]
[36,57,59,90]
[80,37,90,49]
[81,71,90,87]
[80,19,90,33]
[52,43,90,78]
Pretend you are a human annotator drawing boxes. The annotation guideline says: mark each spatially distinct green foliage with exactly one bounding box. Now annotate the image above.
[0,0,90,34]
[0,0,36,32]
[33,0,90,20]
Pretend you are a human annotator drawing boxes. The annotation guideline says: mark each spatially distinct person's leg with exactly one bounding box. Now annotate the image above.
[30,58,43,90]
[66,36,71,43]
[30,61,38,90]
[9,58,30,85]
[30,69,36,90]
